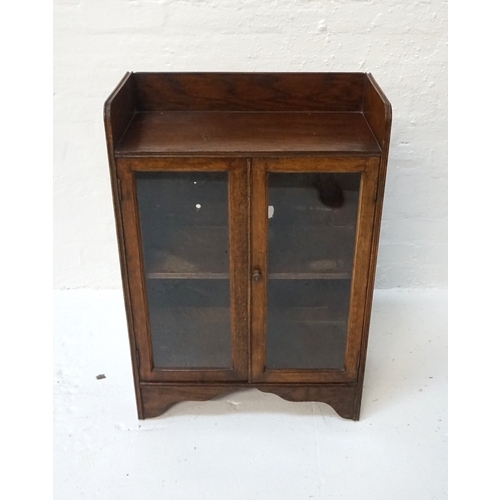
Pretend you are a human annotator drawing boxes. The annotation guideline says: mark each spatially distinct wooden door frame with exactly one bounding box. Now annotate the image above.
[116,157,249,382]
[250,156,380,384]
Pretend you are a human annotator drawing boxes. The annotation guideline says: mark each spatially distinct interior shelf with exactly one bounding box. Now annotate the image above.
[144,225,355,279]
[144,226,229,279]
[268,226,356,278]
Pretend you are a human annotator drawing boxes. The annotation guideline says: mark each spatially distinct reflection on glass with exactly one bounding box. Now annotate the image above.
[266,173,360,370]
[136,172,231,369]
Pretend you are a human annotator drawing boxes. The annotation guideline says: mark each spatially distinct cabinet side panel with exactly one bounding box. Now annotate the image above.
[362,74,392,150]
[104,72,136,152]
[133,73,365,112]
[104,74,143,418]
[356,75,392,417]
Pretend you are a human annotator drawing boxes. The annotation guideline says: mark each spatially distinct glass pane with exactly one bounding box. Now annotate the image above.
[136,172,231,369]
[266,173,360,369]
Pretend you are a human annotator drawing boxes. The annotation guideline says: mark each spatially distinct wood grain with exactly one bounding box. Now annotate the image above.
[117,156,232,173]
[133,72,366,112]
[249,159,268,382]
[362,74,392,149]
[140,383,359,420]
[116,165,154,381]
[115,111,381,157]
[228,160,250,380]
[104,72,136,151]
[343,158,380,380]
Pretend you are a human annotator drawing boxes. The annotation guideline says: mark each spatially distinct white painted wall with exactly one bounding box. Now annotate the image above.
[54,0,447,289]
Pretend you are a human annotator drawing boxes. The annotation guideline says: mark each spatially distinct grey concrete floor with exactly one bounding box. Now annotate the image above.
[54,288,447,499]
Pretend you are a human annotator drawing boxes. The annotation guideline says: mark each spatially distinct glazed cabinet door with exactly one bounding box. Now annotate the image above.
[117,158,248,382]
[250,157,380,383]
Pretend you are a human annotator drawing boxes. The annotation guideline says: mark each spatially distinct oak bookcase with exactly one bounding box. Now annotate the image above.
[104,72,391,420]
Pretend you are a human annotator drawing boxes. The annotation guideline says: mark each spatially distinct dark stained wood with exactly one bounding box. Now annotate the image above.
[259,384,359,420]
[228,160,250,380]
[115,111,381,156]
[133,72,366,112]
[117,156,232,173]
[104,72,392,421]
[116,165,154,381]
[103,73,143,418]
[140,383,359,420]
[362,74,392,149]
[104,72,136,152]
[246,158,252,387]
[249,159,268,382]
[141,384,237,418]
[355,74,393,417]
[343,158,379,379]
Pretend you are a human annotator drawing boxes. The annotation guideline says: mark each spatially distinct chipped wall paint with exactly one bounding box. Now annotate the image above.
[54,0,447,289]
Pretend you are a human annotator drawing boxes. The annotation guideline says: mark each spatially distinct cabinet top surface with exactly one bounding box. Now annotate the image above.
[115,111,381,156]
[105,72,391,157]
